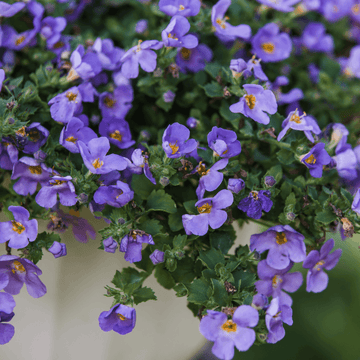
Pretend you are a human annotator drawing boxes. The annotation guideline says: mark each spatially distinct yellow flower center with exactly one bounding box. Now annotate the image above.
[66,136,78,143]
[289,113,301,123]
[352,4,360,14]
[12,260,26,274]
[104,96,116,108]
[221,320,237,333]
[272,275,283,288]
[136,40,143,52]
[197,162,210,177]
[245,94,256,109]
[15,35,26,46]
[51,180,67,186]
[276,232,288,245]
[168,33,179,41]
[12,221,25,234]
[273,311,282,318]
[180,48,191,60]
[28,130,40,142]
[109,130,122,142]
[16,126,27,137]
[216,16,229,30]
[116,190,124,199]
[66,91,78,102]
[169,142,179,155]
[117,314,126,321]
[344,67,354,77]
[197,203,212,214]
[92,158,104,169]
[305,154,316,165]
[315,260,325,271]
[251,191,259,200]
[29,165,43,175]
[179,4,185,10]
[53,41,64,49]
[262,42,275,54]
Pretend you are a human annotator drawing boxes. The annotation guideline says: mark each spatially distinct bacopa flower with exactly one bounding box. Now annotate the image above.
[0,69,5,90]
[103,236,118,253]
[48,241,67,258]
[135,19,148,34]
[40,16,67,48]
[242,56,268,82]
[320,0,351,22]
[0,138,18,170]
[300,143,331,178]
[251,23,292,63]
[186,117,198,129]
[207,127,241,158]
[199,305,259,360]
[250,225,306,270]
[92,37,124,71]
[340,45,360,79]
[0,206,37,249]
[93,180,134,208]
[0,2,25,18]
[99,117,135,149]
[302,238,342,293]
[0,292,16,345]
[256,0,300,12]
[163,90,176,103]
[149,249,165,265]
[120,230,155,263]
[251,293,268,310]
[17,123,49,155]
[238,190,273,220]
[78,137,128,174]
[99,304,136,335]
[229,84,277,125]
[182,189,233,236]
[0,255,47,298]
[227,178,245,194]
[334,146,358,181]
[351,188,360,214]
[159,0,201,17]
[175,43,213,73]
[300,22,334,53]
[162,122,197,158]
[126,149,156,185]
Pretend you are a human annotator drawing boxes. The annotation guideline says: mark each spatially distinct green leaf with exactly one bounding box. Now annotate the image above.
[173,234,187,249]
[228,85,244,97]
[132,287,157,305]
[220,100,240,128]
[186,278,211,305]
[154,264,176,289]
[146,189,177,213]
[315,208,337,225]
[168,211,184,232]
[205,62,222,79]
[232,270,256,291]
[171,256,196,284]
[138,219,163,236]
[9,76,24,87]
[155,97,173,112]
[285,192,296,206]
[183,200,197,214]
[239,120,254,138]
[131,174,158,200]
[201,81,223,97]
[197,147,213,164]
[112,268,148,295]
[265,165,283,184]
[198,248,225,270]
[210,231,236,254]
[277,149,295,165]
[341,188,353,205]
[211,279,228,307]
[308,186,318,201]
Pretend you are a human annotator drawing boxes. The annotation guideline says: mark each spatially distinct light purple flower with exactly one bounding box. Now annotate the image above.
[1,25,37,51]
[340,45,360,78]
[300,22,334,53]
[99,304,136,335]
[0,293,15,345]
[301,143,331,178]
[186,117,198,129]
[229,84,277,125]
[230,58,247,75]
[238,190,273,219]
[40,16,67,47]
[251,293,268,310]
[99,118,135,149]
[182,189,233,236]
[199,305,259,359]
[103,237,118,253]
[250,225,306,270]
[251,23,292,63]
[242,56,268,81]
[135,19,148,34]
[47,35,71,57]
[320,0,351,22]
[120,230,155,263]
[93,181,134,208]
[126,149,156,185]
[303,238,342,293]
[352,188,360,214]
[99,85,133,120]
[227,178,245,194]
[163,90,176,103]
[159,0,201,17]
[0,138,18,170]
[334,146,358,181]
[0,1,25,17]
[350,1,360,22]
[0,206,38,249]
[0,69,5,91]
[256,0,300,12]
[308,63,320,84]
[48,241,67,258]
[17,123,49,154]
[176,43,213,73]
[208,126,241,158]
[78,137,128,174]
[150,249,165,265]
[92,38,124,71]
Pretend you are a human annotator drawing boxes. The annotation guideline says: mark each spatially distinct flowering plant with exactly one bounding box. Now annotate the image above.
[0,0,360,358]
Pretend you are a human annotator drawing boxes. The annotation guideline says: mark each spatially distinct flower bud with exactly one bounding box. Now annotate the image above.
[77,193,88,204]
[227,178,245,194]
[103,236,118,253]
[286,212,296,221]
[135,19,148,34]
[149,249,165,265]
[48,241,67,258]
[34,150,47,162]
[174,250,185,260]
[264,175,276,187]
[251,293,268,310]
[160,176,169,186]
[140,130,151,141]
[163,90,175,103]
[186,117,198,129]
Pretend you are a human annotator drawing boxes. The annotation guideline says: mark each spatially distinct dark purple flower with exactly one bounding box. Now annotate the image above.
[47,35,71,58]
[120,40,163,79]
[98,118,135,150]
[16,123,49,154]
[103,237,118,253]
[92,38,124,71]
[35,175,77,209]
[149,249,165,265]
[195,159,229,199]
[162,122,197,158]
[0,69,5,90]
[264,176,276,187]
[120,230,155,263]
[78,137,128,174]
[1,25,37,51]
[301,143,331,178]
[238,190,273,219]
[48,241,67,258]
[0,138,18,170]
[0,255,46,298]
[163,90,176,103]
[256,0,300,12]
[99,85,133,120]
[207,126,241,158]
[0,206,38,249]
[250,225,306,270]
[303,238,342,293]
[199,305,259,359]
[227,178,245,194]
[161,16,198,49]
[0,293,15,345]
[135,19,148,34]
[251,23,292,63]
[99,304,136,335]
[229,84,277,125]
[11,157,52,196]
[59,117,97,153]
[300,22,334,53]
[40,16,67,47]
[159,0,201,17]
[352,188,360,214]
[251,293,268,310]
[93,181,134,208]
[186,117,198,129]
[176,44,213,73]
[211,0,251,42]
[182,189,233,236]
[0,1,25,17]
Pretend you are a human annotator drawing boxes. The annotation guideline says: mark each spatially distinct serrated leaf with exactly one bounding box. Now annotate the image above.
[220,100,240,128]
[198,248,225,270]
[131,174,159,200]
[183,200,197,214]
[277,149,295,165]
[146,189,177,213]
[201,82,223,97]
[132,287,157,305]
[232,270,256,290]
[205,62,222,79]
[340,188,353,205]
[285,192,296,206]
[173,234,187,249]
[211,279,228,307]
[138,219,163,236]
[154,264,176,289]
[186,278,210,305]
[315,208,337,224]
[168,211,184,232]
[210,231,236,254]
[112,268,148,294]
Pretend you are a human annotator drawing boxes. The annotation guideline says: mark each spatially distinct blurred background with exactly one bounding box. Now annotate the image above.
[1,209,360,360]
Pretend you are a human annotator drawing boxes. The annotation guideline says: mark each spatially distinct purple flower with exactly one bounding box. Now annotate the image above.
[48,35,71,58]
[308,63,320,84]
[251,293,268,310]
[176,43,213,73]
[352,188,360,214]
[195,159,229,199]
[277,110,321,143]
[182,189,233,236]
[78,137,128,174]
[162,122,197,158]
[264,176,276,187]
[199,305,259,359]
[11,157,52,196]
[340,45,360,78]
[303,238,342,293]
[93,181,134,208]
[163,90,176,103]
[1,25,37,51]
[35,175,77,209]
[238,190,273,219]
[99,85,133,120]
[0,138,18,170]
[40,16,67,47]
[0,206,38,249]
[0,1,25,17]
[67,45,102,81]
[0,69,5,91]
[250,225,306,270]
[0,293,15,345]
[159,0,201,17]
[328,123,349,153]
[300,22,334,53]
[135,20,148,34]
[103,237,118,253]
[59,117,97,153]
[186,117,198,129]
[265,297,293,344]
[320,0,351,22]
[99,304,136,335]
[120,40,163,79]
[229,84,277,125]
[99,118,135,149]
[211,0,251,42]
[120,230,155,263]
[227,178,245,194]
[0,255,46,298]
[256,0,300,12]
[92,38,124,71]
[207,126,241,158]
[230,58,247,76]
[127,149,156,184]
[242,56,268,81]
[350,1,360,22]
[301,143,331,178]
[149,249,165,265]
[48,241,67,258]
[17,123,49,154]
[251,23,292,63]
[334,147,358,181]
[161,16,198,49]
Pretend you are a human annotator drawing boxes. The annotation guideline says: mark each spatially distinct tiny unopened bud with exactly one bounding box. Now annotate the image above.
[258,333,268,342]
[160,176,170,187]
[252,251,261,260]
[34,150,47,162]
[163,90,175,103]
[77,193,88,203]
[140,130,151,141]
[8,117,15,124]
[264,175,276,187]
[227,178,245,194]
[175,250,185,260]
[186,117,198,129]
[286,212,296,221]
[90,115,100,125]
